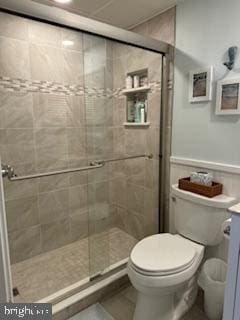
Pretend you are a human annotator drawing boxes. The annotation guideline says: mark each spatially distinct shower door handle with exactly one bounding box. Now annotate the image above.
[1,164,15,179]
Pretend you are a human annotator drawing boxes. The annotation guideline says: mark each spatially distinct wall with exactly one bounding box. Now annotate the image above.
[170,0,240,261]
[173,0,240,165]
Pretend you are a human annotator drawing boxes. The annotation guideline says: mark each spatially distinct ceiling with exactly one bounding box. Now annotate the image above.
[32,0,176,29]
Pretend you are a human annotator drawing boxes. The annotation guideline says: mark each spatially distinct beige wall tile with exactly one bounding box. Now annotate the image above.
[85,97,113,127]
[3,178,38,201]
[69,211,88,242]
[32,94,68,127]
[5,196,39,232]
[113,97,126,126]
[145,159,159,189]
[37,174,69,193]
[63,50,84,85]
[38,189,69,224]
[88,182,109,209]
[9,225,41,263]
[68,159,88,187]
[125,158,145,187]
[0,37,30,79]
[113,127,125,155]
[126,183,145,215]
[41,219,70,252]
[67,128,86,160]
[35,128,67,147]
[125,128,147,155]
[0,13,28,40]
[148,92,161,126]
[109,178,126,207]
[61,29,83,52]
[30,44,64,82]
[146,126,160,158]
[87,127,114,157]
[124,210,145,240]
[35,144,68,173]
[69,185,88,216]
[28,20,61,47]
[66,95,86,127]
[0,92,33,129]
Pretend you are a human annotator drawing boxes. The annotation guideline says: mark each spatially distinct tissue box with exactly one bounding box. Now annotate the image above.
[190,172,213,186]
[179,177,223,198]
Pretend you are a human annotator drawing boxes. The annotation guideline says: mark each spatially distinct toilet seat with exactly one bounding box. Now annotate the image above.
[130,233,197,276]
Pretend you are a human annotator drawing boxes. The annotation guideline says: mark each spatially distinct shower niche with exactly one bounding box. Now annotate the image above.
[123,69,150,127]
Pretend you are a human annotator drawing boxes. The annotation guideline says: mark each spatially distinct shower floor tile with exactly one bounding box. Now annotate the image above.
[11,228,137,303]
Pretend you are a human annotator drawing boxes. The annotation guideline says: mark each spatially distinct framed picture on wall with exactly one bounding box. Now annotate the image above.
[216,78,240,115]
[189,67,213,103]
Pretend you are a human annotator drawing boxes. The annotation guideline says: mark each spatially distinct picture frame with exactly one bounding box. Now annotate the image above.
[216,78,240,115]
[189,67,213,103]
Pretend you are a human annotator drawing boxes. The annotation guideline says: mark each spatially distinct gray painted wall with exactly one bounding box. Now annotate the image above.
[173,0,240,165]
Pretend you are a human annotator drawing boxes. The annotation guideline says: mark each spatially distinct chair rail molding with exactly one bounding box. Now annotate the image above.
[170,156,240,175]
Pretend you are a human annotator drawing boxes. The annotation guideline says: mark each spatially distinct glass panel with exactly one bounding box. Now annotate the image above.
[83,34,111,276]
[83,35,162,276]
[0,12,90,302]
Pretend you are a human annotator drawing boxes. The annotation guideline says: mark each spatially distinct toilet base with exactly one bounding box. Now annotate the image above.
[133,275,198,320]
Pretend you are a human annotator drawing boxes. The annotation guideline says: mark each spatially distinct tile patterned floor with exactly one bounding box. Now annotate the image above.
[12,228,137,303]
[100,286,208,320]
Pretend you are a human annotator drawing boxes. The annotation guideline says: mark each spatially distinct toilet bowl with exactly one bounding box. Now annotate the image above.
[127,233,204,320]
[127,184,236,320]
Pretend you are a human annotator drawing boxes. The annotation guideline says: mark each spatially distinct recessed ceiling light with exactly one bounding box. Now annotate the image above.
[54,0,72,4]
[62,40,74,46]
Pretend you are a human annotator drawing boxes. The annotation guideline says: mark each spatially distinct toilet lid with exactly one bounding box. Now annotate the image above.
[130,234,197,275]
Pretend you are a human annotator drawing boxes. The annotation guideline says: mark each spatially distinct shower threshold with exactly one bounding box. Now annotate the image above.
[11,228,137,303]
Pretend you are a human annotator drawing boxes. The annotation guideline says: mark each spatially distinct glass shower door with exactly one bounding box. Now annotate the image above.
[83,34,162,277]
[83,34,111,277]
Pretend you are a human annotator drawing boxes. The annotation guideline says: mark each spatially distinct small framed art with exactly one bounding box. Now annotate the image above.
[189,67,213,103]
[216,78,240,115]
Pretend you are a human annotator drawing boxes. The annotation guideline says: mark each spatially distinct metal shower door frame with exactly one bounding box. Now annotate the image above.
[0,158,13,302]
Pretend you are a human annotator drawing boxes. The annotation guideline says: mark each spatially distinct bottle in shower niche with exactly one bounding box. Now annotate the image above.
[134,100,145,123]
[140,103,146,123]
[126,75,133,89]
[133,75,140,88]
[127,100,135,122]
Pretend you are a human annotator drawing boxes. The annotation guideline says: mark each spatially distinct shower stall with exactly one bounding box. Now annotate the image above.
[0,0,170,309]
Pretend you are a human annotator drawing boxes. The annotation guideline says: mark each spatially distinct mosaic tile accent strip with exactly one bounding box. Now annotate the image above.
[0,76,161,97]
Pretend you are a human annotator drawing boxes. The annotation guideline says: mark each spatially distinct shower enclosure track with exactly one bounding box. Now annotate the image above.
[1,154,153,181]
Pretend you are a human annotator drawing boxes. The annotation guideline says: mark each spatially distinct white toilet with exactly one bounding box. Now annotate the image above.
[127,184,236,320]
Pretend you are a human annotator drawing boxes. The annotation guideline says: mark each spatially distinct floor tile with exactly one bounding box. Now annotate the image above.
[69,303,114,320]
[101,292,135,320]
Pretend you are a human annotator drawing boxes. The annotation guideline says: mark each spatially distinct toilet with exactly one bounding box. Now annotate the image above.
[127,184,236,320]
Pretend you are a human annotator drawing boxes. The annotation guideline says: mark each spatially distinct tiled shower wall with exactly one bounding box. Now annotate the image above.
[131,7,176,231]
[109,44,161,239]
[0,11,162,265]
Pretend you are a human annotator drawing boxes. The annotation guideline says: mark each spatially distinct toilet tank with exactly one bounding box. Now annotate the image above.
[171,185,236,246]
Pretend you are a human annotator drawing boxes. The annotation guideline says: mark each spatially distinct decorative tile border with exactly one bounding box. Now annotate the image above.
[0,76,161,98]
